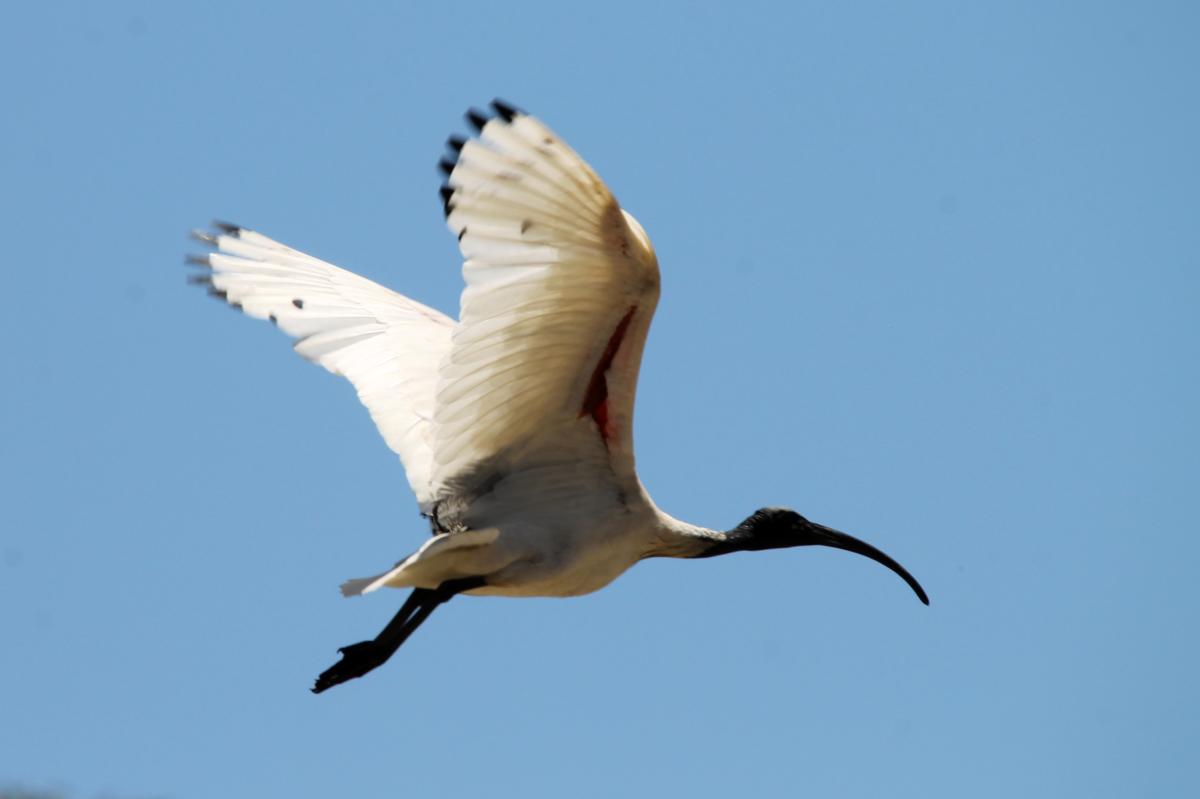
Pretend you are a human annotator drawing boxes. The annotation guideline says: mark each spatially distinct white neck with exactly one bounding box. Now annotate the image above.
[645,508,727,559]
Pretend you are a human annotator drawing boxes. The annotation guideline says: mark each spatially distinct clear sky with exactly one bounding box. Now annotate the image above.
[1,2,1197,797]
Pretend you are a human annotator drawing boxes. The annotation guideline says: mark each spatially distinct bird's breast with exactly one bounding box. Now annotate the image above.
[467,511,654,598]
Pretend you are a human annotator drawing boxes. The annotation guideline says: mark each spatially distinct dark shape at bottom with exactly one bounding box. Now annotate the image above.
[312,576,486,694]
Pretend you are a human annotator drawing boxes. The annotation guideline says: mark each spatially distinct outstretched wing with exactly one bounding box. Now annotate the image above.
[431,101,660,493]
[188,224,453,503]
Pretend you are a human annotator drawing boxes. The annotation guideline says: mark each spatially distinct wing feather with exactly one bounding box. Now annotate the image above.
[189,101,662,509]
[189,225,452,503]
[431,103,660,493]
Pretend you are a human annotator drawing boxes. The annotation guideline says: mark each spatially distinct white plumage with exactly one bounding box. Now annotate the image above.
[191,226,453,503]
[190,100,927,693]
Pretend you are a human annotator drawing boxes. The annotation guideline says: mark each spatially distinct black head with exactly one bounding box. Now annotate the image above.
[728,507,929,605]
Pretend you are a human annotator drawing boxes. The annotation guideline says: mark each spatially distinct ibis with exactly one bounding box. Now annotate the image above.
[188,100,929,694]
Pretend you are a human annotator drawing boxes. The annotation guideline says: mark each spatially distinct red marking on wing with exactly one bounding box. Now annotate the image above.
[579,305,638,445]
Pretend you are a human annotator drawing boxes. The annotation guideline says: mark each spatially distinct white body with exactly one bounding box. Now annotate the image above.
[196,105,715,600]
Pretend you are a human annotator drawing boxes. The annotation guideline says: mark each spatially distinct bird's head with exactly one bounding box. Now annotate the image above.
[724,507,929,605]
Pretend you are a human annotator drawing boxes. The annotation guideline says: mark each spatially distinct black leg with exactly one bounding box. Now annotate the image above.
[312,577,485,694]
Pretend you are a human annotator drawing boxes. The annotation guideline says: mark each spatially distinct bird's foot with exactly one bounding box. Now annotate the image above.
[312,640,386,694]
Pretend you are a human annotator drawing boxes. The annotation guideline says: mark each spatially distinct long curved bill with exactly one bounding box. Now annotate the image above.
[809,522,930,605]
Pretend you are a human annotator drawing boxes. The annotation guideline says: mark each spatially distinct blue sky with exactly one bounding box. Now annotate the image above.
[2,2,1197,797]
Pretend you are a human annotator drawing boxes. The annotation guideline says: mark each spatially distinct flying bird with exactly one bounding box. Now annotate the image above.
[188,100,929,694]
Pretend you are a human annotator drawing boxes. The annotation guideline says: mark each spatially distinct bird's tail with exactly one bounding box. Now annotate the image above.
[339,528,501,597]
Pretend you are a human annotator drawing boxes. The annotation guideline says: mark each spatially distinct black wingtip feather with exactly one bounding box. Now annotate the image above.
[438,158,455,177]
[465,108,489,132]
[447,135,466,154]
[439,185,455,217]
[184,253,211,268]
[212,220,241,235]
[490,99,520,121]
